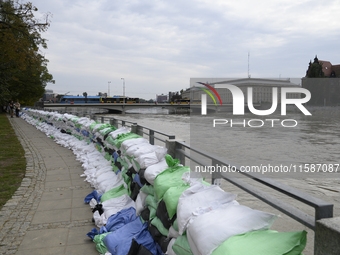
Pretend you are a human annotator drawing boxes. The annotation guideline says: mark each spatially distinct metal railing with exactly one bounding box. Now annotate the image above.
[46,110,333,232]
[93,115,176,146]
[173,140,333,231]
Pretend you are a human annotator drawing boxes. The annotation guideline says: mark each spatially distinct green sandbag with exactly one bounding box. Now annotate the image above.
[70,117,80,123]
[145,194,158,210]
[211,230,307,255]
[93,232,111,254]
[100,184,128,203]
[172,219,179,232]
[149,207,156,221]
[151,217,169,237]
[163,184,190,219]
[117,157,128,170]
[100,126,116,135]
[172,234,193,255]
[105,135,116,146]
[96,123,112,132]
[165,154,180,167]
[113,133,143,149]
[153,166,190,201]
[140,184,154,195]
[89,121,100,131]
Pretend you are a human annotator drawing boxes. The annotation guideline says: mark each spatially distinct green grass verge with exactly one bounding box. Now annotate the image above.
[0,113,26,209]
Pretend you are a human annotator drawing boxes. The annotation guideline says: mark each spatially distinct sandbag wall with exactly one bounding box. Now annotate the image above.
[20,108,308,255]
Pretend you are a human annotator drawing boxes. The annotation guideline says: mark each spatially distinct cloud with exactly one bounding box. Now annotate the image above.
[32,0,340,98]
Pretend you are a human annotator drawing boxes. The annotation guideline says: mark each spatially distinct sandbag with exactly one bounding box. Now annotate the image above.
[186,203,277,255]
[135,191,148,215]
[127,239,154,255]
[163,184,190,219]
[172,235,193,255]
[144,160,169,185]
[177,183,237,235]
[121,137,149,152]
[104,218,158,255]
[153,166,190,201]
[100,207,138,233]
[93,232,111,254]
[100,184,128,203]
[135,152,160,170]
[156,200,175,230]
[166,238,177,255]
[211,230,307,255]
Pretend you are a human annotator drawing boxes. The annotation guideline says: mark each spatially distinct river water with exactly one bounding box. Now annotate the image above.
[105,106,340,179]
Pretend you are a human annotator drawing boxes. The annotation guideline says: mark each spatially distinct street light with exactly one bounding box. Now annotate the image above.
[121,78,125,114]
[108,81,111,97]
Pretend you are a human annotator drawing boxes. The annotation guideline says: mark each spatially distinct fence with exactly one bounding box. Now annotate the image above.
[45,110,337,254]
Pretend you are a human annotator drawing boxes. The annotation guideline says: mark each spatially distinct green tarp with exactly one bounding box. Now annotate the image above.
[211,230,307,255]
[100,184,128,203]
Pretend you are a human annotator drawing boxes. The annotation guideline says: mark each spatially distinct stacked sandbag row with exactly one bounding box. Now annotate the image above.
[20,109,308,255]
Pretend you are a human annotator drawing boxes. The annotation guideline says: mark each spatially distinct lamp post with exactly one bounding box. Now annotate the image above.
[108,81,111,97]
[121,78,125,114]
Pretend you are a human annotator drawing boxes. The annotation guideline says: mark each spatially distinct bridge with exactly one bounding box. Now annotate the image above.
[41,102,263,114]
[42,103,192,114]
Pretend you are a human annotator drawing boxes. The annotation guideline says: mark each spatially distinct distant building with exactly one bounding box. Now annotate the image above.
[306,55,340,77]
[97,92,107,97]
[303,56,340,105]
[43,89,58,103]
[156,94,168,103]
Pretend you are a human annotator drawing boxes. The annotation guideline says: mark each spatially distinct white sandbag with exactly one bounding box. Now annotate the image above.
[126,143,165,159]
[155,146,167,161]
[135,191,148,215]
[96,171,117,185]
[93,210,107,228]
[144,159,169,185]
[135,152,160,170]
[177,183,237,235]
[168,226,180,239]
[186,203,277,255]
[166,238,177,255]
[102,194,136,221]
[120,138,149,152]
[108,126,130,139]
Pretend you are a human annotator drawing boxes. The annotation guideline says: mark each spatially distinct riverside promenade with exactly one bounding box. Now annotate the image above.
[0,116,97,254]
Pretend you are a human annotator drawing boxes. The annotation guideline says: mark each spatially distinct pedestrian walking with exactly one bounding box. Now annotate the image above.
[8,101,14,118]
[14,100,20,117]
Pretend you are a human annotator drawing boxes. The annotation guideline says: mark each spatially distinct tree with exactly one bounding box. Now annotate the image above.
[306,56,325,78]
[0,0,54,107]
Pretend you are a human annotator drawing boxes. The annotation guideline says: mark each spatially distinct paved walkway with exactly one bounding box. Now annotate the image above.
[0,116,97,255]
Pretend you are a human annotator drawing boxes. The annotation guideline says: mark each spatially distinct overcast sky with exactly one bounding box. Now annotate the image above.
[32,0,340,99]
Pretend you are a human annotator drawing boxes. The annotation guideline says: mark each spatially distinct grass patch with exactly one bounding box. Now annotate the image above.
[0,113,26,209]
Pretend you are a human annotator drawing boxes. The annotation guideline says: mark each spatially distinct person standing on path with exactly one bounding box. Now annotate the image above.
[14,100,20,117]
[8,101,14,118]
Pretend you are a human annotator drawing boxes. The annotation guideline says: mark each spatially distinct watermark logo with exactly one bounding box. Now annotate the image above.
[197,83,312,127]
[196,82,223,106]
[199,83,311,116]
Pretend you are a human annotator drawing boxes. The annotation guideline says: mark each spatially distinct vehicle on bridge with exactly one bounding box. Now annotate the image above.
[59,96,140,104]
[101,97,140,103]
[171,99,190,105]
[60,96,101,103]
